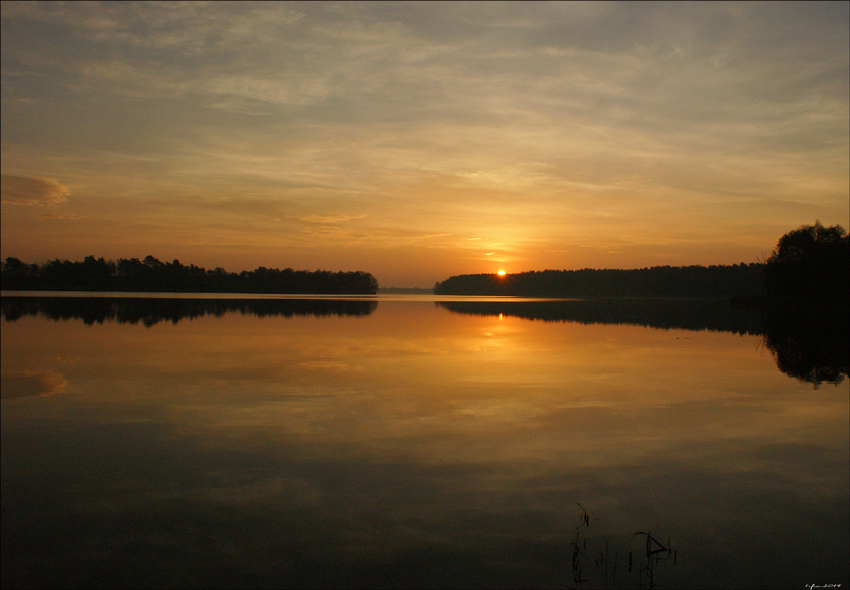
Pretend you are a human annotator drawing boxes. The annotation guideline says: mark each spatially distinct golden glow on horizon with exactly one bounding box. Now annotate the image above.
[0,3,847,287]
[497,270,506,276]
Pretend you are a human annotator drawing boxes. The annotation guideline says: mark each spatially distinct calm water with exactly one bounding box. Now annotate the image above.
[1,295,847,589]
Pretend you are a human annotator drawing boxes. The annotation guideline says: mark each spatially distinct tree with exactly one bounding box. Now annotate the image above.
[763,221,849,299]
[1,257,38,289]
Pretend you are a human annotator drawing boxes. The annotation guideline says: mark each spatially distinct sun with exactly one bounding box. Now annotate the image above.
[497,270,506,276]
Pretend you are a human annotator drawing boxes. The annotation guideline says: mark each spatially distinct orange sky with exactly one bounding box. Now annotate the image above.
[2,2,848,287]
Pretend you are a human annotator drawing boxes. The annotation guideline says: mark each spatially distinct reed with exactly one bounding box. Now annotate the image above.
[565,504,680,590]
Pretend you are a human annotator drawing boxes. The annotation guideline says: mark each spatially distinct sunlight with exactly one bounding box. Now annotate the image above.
[497,270,506,276]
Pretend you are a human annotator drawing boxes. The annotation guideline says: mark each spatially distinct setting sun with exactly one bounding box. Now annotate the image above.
[497,270,506,276]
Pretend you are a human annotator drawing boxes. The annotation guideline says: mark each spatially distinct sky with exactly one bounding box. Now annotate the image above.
[1,1,848,288]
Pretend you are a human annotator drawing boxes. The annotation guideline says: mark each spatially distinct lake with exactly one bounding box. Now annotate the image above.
[1,294,847,589]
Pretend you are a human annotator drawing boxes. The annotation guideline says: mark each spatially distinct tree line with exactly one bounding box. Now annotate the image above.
[434,264,765,298]
[434,222,848,301]
[0,255,379,294]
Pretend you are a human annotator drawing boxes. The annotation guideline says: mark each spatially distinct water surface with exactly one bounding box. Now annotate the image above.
[2,295,847,589]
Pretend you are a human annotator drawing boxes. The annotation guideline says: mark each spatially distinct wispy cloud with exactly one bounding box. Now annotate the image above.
[297,214,367,224]
[1,174,69,206]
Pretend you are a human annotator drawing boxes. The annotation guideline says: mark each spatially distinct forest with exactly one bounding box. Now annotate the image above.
[434,264,765,298]
[0,255,379,295]
[435,222,849,301]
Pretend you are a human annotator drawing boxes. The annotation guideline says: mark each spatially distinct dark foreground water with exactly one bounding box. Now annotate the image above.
[1,295,847,589]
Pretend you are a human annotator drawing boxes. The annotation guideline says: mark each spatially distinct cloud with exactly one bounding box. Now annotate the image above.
[301,225,342,236]
[297,214,367,224]
[1,174,69,206]
[30,212,87,221]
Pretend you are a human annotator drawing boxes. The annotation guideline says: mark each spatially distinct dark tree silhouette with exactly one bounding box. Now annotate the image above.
[1,256,379,294]
[434,264,765,299]
[1,257,39,289]
[763,221,849,300]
